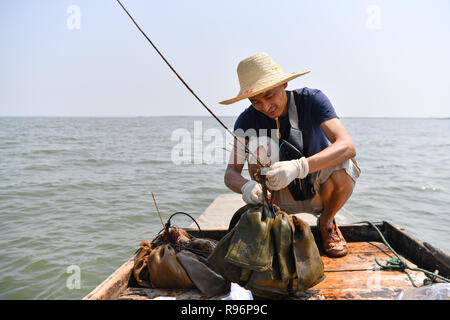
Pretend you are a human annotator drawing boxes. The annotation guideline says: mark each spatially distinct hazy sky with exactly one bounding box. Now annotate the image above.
[1,0,449,117]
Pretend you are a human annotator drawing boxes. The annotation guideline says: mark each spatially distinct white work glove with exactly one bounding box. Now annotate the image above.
[265,157,309,191]
[241,180,264,205]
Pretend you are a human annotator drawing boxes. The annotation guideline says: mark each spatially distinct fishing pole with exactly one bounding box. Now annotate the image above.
[116,0,276,207]
[115,0,262,165]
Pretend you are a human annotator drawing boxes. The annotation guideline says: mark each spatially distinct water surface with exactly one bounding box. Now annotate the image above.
[0,117,449,299]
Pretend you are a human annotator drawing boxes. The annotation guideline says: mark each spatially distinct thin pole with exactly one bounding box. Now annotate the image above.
[116,0,231,137]
[151,192,165,230]
[115,0,262,167]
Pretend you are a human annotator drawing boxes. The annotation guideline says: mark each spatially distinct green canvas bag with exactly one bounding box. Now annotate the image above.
[207,204,325,299]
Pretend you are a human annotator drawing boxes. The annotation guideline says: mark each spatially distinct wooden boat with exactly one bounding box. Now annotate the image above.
[83,194,450,300]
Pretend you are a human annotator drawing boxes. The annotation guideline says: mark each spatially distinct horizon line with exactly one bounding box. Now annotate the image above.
[0,115,449,119]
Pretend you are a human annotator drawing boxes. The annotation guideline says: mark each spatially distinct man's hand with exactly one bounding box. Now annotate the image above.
[265,157,309,191]
[241,180,264,205]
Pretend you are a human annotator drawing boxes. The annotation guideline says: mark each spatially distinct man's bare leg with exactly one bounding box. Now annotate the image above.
[319,168,355,226]
[317,168,355,257]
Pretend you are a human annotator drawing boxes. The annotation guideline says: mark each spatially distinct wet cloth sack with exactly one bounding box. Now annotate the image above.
[177,249,230,297]
[134,227,230,296]
[148,243,195,289]
[208,204,325,299]
[133,240,152,287]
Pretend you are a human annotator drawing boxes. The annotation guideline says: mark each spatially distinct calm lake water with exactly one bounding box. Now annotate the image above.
[0,117,449,299]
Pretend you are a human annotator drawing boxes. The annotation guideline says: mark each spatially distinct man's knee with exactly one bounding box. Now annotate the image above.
[331,169,355,191]
[321,168,355,197]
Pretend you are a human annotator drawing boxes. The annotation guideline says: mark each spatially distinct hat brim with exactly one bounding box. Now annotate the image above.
[219,71,310,105]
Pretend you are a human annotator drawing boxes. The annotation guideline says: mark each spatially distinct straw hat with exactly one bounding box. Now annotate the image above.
[219,52,310,105]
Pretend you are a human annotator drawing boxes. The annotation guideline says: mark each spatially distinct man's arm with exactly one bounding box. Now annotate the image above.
[265,118,356,191]
[224,162,248,194]
[307,118,356,173]
[224,138,267,205]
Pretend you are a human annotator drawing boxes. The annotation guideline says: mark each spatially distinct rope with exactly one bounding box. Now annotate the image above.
[359,221,450,286]
[150,211,203,244]
[166,211,204,238]
[149,211,213,256]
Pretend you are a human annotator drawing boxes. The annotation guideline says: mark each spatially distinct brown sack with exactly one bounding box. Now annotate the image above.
[133,240,152,287]
[185,238,218,258]
[152,228,191,251]
[147,244,195,289]
[176,229,191,247]
[176,250,230,297]
[165,228,190,248]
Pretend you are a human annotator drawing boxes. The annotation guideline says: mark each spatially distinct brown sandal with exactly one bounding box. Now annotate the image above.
[317,217,348,258]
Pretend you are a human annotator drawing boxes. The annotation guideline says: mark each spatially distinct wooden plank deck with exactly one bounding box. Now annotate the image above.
[84,194,434,300]
[192,193,357,229]
[113,241,426,300]
[309,241,426,300]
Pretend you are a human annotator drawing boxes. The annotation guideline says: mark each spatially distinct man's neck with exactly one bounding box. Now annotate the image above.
[279,90,288,118]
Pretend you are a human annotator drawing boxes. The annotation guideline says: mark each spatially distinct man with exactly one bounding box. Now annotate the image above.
[220,52,361,258]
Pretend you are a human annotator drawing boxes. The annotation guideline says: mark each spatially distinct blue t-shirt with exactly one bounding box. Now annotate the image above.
[233,88,338,157]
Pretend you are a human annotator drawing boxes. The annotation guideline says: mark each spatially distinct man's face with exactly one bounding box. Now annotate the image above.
[249,83,288,119]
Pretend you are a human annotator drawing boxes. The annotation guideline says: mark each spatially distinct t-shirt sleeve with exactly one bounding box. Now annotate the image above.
[233,112,247,133]
[233,107,257,138]
[310,90,338,124]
